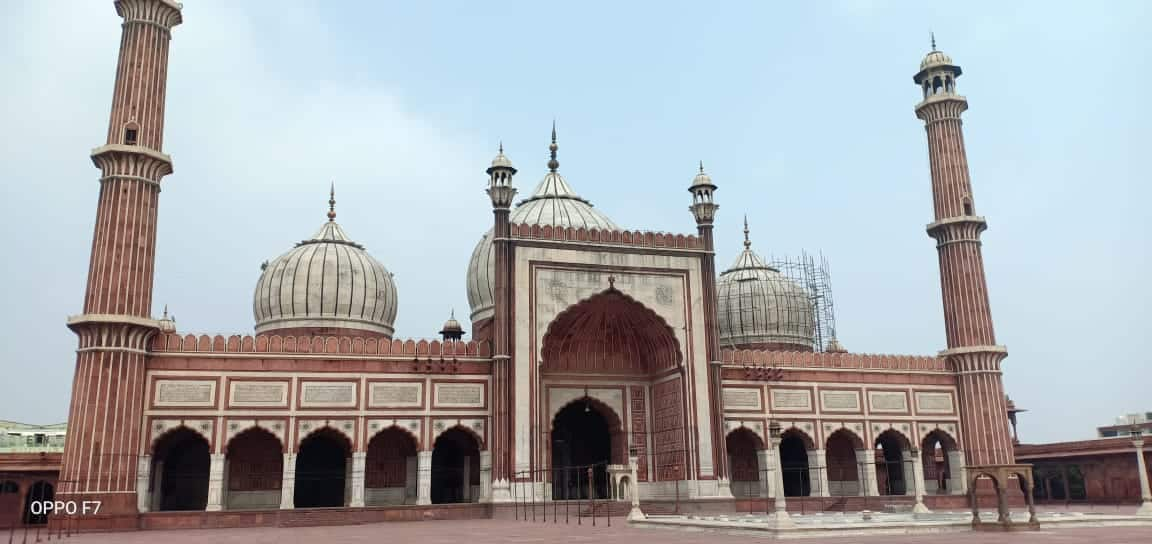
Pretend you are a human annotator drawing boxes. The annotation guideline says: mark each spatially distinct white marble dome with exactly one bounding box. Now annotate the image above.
[466,170,618,323]
[716,232,814,350]
[253,218,398,337]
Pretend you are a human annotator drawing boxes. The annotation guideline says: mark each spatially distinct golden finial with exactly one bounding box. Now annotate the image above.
[547,120,559,172]
[327,182,336,222]
[743,215,751,249]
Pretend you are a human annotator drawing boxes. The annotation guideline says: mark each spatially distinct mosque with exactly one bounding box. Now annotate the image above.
[49,0,1038,530]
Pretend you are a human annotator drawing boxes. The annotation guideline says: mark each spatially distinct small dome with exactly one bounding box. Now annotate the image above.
[691,162,714,188]
[441,310,464,334]
[716,225,814,351]
[466,171,618,323]
[253,204,398,337]
[920,49,953,71]
[490,147,514,169]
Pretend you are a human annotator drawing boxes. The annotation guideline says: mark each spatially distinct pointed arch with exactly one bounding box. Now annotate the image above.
[149,424,212,456]
[224,427,283,510]
[540,288,681,375]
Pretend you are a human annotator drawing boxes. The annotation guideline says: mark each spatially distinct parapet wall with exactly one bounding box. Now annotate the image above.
[509,222,703,250]
[151,333,491,358]
[721,348,947,371]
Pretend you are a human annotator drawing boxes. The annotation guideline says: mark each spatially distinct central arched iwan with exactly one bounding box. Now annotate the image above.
[541,288,681,375]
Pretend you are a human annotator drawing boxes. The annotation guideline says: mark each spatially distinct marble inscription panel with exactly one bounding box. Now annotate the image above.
[155,380,215,407]
[300,382,357,408]
[434,383,484,408]
[370,382,423,408]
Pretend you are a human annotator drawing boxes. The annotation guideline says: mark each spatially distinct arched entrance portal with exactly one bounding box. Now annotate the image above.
[551,399,622,500]
[922,429,958,495]
[365,427,418,505]
[826,429,863,496]
[540,286,685,490]
[151,427,210,511]
[726,428,763,498]
[294,428,350,508]
[225,428,283,510]
[779,429,811,497]
[21,481,53,525]
[875,430,909,496]
[430,428,480,504]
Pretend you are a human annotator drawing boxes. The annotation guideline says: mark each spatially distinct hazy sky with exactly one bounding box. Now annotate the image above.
[0,1,1147,443]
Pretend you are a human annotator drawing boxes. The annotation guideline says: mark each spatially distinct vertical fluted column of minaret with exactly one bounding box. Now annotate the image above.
[689,163,729,484]
[60,0,182,520]
[486,143,517,500]
[914,42,1014,466]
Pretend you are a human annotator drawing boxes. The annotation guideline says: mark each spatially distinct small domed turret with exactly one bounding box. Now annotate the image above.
[439,310,465,341]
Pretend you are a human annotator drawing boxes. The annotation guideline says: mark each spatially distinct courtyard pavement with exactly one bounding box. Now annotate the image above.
[44,518,1152,544]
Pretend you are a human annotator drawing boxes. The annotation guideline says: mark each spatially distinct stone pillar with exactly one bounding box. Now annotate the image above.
[135,455,151,513]
[768,444,795,529]
[1133,438,1152,516]
[809,449,830,497]
[417,451,433,505]
[627,455,645,520]
[899,450,916,496]
[479,451,493,502]
[350,452,366,508]
[150,460,164,511]
[343,457,353,506]
[279,453,296,509]
[757,450,773,498]
[948,450,968,495]
[206,453,225,511]
[855,450,878,496]
[910,450,930,513]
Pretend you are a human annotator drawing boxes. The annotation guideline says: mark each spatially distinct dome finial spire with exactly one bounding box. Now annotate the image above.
[743,214,751,249]
[699,160,705,174]
[327,182,337,222]
[930,31,936,51]
[547,120,559,172]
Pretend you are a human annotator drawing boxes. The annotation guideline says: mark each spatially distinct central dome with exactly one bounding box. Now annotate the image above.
[466,141,618,323]
[253,193,398,337]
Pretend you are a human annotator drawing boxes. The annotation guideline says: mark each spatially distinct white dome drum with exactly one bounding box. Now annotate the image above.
[253,194,398,337]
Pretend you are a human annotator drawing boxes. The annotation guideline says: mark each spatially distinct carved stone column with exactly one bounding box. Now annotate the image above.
[136,455,151,513]
[350,452,366,508]
[279,453,296,509]
[417,450,433,505]
[206,453,225,511]
[810,449,830,497]
[855,449,878,496]
[909,448,930,513]
[479,451,493,503]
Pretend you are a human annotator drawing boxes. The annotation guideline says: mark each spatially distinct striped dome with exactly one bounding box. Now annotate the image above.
[716,229,814,350]
[253,219,398,337]
[466,171,618,323]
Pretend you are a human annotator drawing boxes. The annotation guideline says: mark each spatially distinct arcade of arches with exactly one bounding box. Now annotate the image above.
[138,424,482,512]
[726,426,966,498]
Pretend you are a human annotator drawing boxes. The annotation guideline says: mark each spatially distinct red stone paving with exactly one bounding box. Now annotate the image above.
[24,519,1151,544]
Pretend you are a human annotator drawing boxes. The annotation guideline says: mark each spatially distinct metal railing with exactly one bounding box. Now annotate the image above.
[511,462,618,527]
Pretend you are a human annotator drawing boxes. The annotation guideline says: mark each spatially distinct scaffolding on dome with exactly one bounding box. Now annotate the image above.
[766,251,838,353]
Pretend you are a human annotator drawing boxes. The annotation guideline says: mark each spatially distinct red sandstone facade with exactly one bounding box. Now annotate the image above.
[40,1,1061,531]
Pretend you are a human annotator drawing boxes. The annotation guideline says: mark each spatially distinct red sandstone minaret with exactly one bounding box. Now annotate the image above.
[60,0,182,521]
[486,140,517,501]
[688,163,730,487]
[914,39,1015,467]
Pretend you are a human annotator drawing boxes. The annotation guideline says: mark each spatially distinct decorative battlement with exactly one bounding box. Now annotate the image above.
[508,222,703,250]
[720,348,947,372]
[151,332,491,358]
